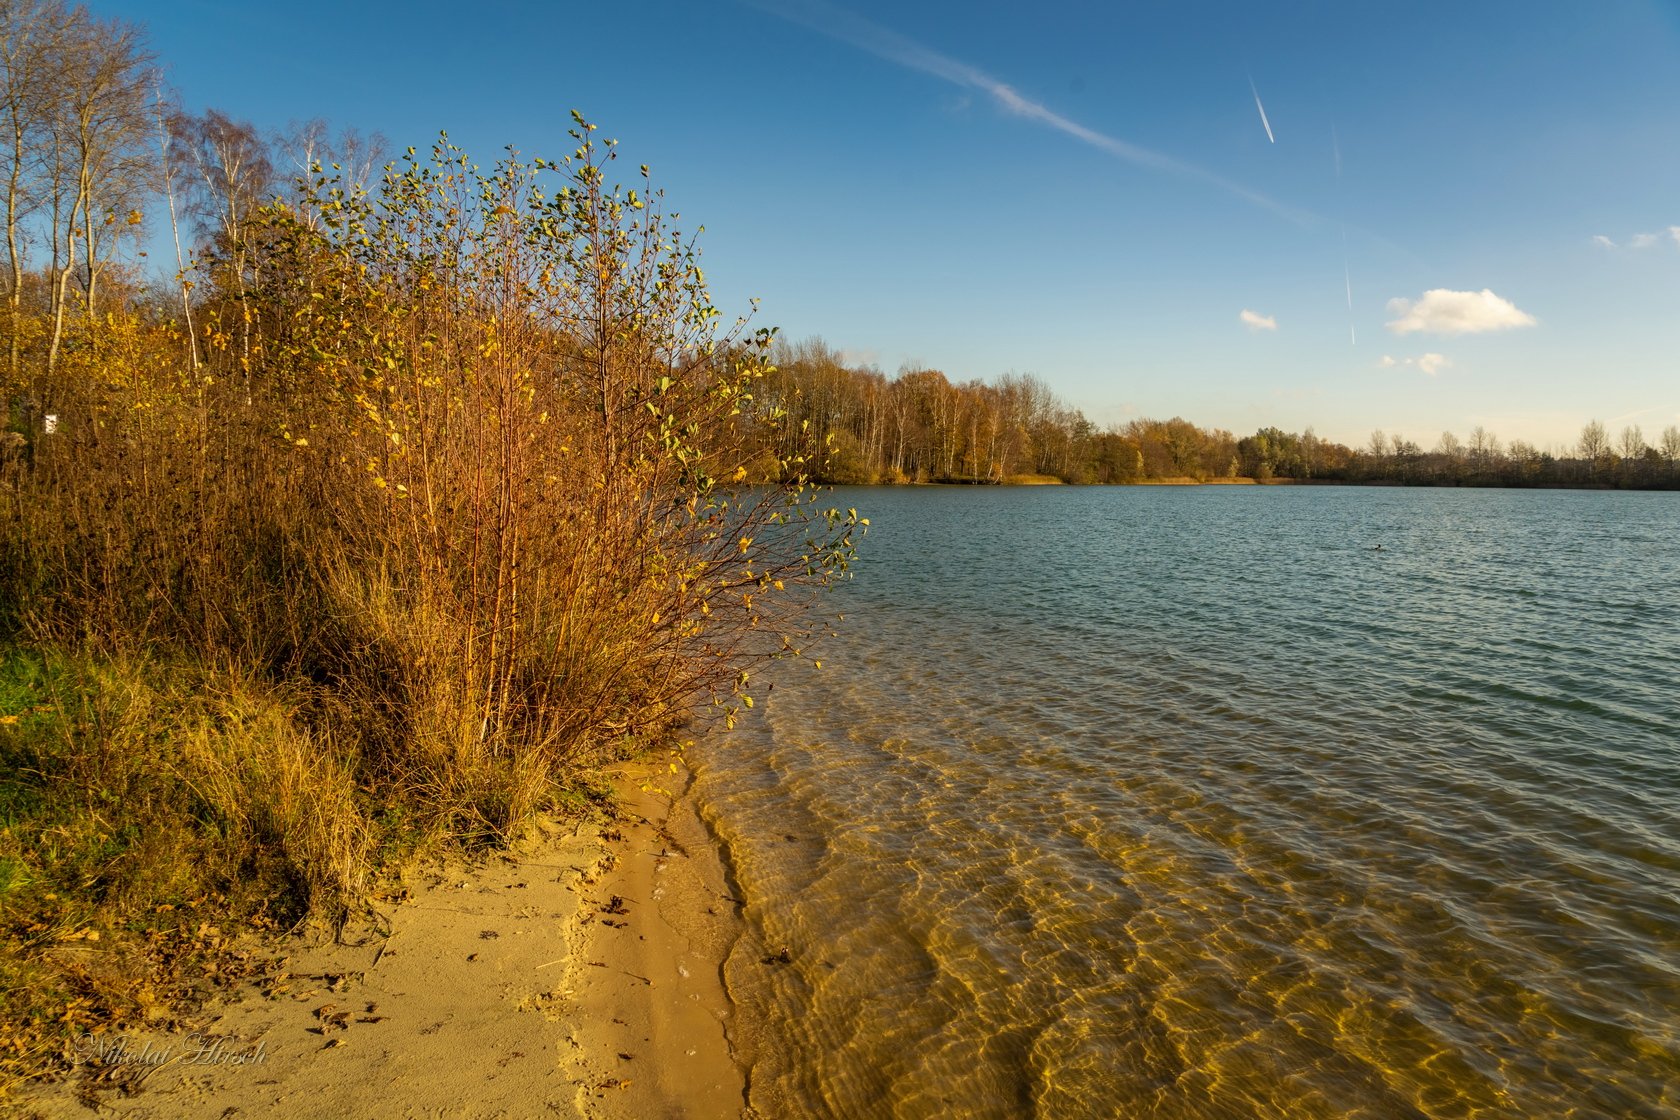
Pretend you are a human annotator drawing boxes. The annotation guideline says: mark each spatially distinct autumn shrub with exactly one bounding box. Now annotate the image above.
[222,121,863,837]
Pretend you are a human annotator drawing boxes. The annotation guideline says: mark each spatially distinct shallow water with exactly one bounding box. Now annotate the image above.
[693,486,1680,1119]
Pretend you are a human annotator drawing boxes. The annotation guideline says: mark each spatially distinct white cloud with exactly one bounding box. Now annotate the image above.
[1385,288,1536,335]
[1603,226,1680,251]
[838,346,880,368]
[1239,308,1277,331]
[1380,353,1452,376]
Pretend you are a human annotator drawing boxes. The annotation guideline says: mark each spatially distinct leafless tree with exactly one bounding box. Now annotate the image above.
[55,10,155,328]
[169,107,272,395]
[0,0,69,384]
[1467,425,1501,467]
[1578,420,1609,463]
[152,84,196,369]
[1617,424,1645,460]
[277,117,387,228]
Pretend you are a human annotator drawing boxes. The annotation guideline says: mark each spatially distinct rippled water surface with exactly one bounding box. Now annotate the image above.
[693,486,1680,1119]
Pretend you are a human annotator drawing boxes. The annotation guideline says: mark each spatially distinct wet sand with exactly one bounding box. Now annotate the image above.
[10,759,748,1120]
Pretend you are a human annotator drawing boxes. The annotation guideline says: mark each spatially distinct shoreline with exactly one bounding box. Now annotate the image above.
[561,760,750,1118]
[814,476,1655,490]
[9,760,750,1120]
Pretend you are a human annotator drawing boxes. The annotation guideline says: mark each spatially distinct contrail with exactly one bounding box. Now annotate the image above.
[1343,249,1355,345]
[1333,124,1355,345]
[1607,405,1659,425]
[1249,76,1274,144]
[748,0,1311,224]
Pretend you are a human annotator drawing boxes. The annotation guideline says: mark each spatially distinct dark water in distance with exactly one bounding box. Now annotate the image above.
[692,486,1680,1119]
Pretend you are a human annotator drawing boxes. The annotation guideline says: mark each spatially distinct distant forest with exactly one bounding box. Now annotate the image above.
[756,338,1680,490]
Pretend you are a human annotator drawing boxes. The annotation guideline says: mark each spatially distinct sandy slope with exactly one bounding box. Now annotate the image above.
[10,762,748,1120]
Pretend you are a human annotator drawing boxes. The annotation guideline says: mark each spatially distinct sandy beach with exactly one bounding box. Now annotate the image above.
[9,761,748,1120]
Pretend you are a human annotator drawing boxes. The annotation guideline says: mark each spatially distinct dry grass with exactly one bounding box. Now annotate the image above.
[173,678,371,925]
[0,653,311,1091]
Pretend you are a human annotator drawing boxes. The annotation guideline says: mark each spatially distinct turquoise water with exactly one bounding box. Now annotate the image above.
[694,486,1680,1119]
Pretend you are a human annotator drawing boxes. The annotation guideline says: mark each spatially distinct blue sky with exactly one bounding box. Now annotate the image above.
[111,0,1680,450]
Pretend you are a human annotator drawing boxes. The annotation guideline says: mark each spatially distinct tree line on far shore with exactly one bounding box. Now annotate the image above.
[756,338,1680,489]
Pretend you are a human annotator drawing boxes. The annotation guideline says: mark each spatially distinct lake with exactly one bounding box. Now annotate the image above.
[692,485,1680,1119]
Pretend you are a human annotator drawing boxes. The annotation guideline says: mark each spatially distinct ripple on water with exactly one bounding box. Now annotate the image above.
[696,487,1680,1119]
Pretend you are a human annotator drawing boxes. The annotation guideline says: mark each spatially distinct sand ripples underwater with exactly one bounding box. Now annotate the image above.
[694,486,1680,1119]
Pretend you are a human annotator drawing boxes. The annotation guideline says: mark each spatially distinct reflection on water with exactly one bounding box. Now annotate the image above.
[693,486,1680,1119]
